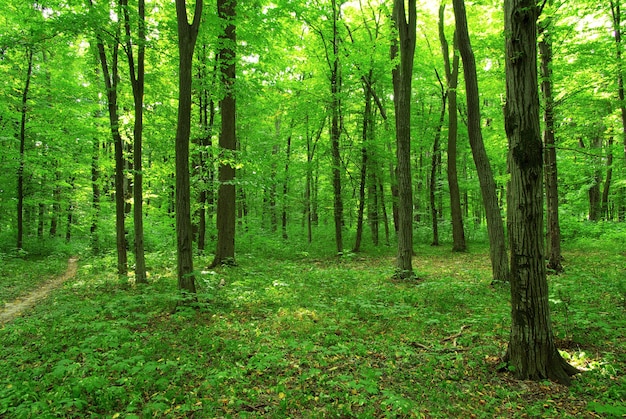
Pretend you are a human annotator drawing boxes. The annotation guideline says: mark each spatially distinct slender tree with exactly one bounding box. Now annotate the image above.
[539,12,563,272]
[91,0,128,276]
[610,0,626,219]
[211,0,237,267]
[391,0,417,278]
[175,0,203,296]
[17,48,34,252]
[439,3,466,252]
[503,0,578,385]
[122,0,147,283]
[453,0,509,282]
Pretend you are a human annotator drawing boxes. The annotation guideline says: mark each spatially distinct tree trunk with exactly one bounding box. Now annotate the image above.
[123,0,147,283]
[430,80,445,247]
[282,132,292,240]
[50,167,60,237]
[503,0,578,385]
[588,135,603,221]
[610,0,626,220]
[175,0,203,296]
[601,137,614,220]
[353,78,372,253]
[453,0,509,282]
[65,177,75,243]
[211,0,237,268]
[392,0,417,279]
[539,16,563,272]
[330,0,344,256]
[17,48,33,251]
[195,46,215,252]
[94,15,128,276]
[91,137,100,253]
[439,5,466,252]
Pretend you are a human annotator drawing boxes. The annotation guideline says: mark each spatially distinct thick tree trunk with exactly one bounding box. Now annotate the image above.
[539,17,563,272]
[439,5,466,252]
[453,0,509,282]
[211,0,237,268]
[175,0,202,295]
[392,0,417,279]
[503,0,578,385]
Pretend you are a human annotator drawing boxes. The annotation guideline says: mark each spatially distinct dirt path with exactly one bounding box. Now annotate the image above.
[0,257,78,325]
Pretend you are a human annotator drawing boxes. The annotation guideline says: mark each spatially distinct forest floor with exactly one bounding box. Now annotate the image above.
[0,239,625,418]
[0,256,77,325]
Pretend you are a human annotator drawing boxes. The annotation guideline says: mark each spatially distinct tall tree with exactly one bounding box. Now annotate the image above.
[439,3,466,252]
[391,0,417,279]
[453,0,509,282]
[175,0,203,296]
[122,0,147,283]
[330,0,344,256]
[539,11,563,272]
[16,48,34,252]
[211,0,237,267]
[91,0,128,276]
[610,0,626,219]
[503,0,578,385]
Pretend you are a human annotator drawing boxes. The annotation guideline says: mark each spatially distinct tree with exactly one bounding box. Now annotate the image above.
[122,0,147,283]
[503,0,578,385]
[211,0,237,267]
[91,0,128,276]
[539,7,563,272]
[175,0,203,296]
[439,3,466,253]
[453,0,509,283]
[17,48,34,252]
[392,0,417,279]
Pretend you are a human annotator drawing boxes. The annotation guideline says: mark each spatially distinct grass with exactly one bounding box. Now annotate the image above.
[0,235,625,418]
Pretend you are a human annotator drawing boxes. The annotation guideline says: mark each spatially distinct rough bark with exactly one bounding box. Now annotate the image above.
[392,0,417,279]
[453,0,509,282]
[211,0,237,268]
[503,0,578,385]
[175,0,202,295]
[439,4,466,252]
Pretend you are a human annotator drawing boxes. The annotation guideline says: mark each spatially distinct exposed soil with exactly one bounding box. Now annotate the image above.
[0,257,78,325]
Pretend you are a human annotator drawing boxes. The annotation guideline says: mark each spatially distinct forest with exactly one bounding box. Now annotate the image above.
[1,0,625,417]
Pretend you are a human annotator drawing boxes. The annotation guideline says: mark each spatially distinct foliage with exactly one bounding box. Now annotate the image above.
[1,234,624,417]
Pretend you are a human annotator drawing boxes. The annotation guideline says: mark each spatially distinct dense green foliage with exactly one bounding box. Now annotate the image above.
[1,230,625,417]
[1,0,626,415]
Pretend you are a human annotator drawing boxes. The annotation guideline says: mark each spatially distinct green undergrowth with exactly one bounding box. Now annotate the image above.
[0,241,624,418]
[0,255,68,307]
